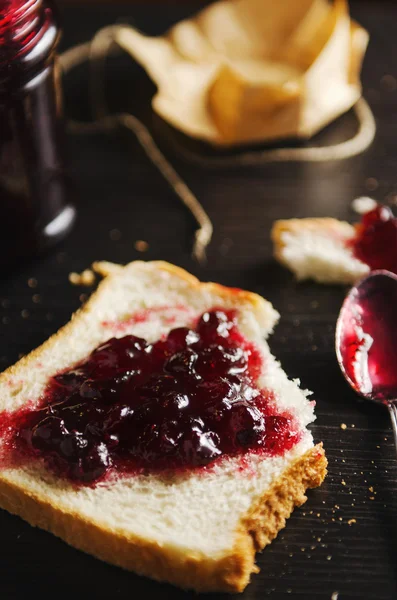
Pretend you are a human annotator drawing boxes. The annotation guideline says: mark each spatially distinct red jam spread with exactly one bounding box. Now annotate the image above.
[0,310,299,484]
[349,205,397,274]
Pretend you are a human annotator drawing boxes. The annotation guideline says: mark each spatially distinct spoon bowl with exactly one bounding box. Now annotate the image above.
[336,270,397,454]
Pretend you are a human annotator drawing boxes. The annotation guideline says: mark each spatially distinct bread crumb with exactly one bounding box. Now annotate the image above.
[386,192,397,206]
[326,555,332,561]
[351,424,355,428]
[369,496,375,500]
[109,228,122,241]
[341,479,346,485]
[21,309,29,319]
[340,423,347,430]
[79,293,88,303]
[134,240,149,252]
[365,177,378,191]
[380,74,397,91]
[28,278,38,288]
[69,270,95,286]
[348,519,356,525]
[369,486,374,492]
[32,294,41,304]
[220,237,233,255]
[331,592,339,600]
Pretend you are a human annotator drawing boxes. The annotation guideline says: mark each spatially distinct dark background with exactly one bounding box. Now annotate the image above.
[1,1,396,598]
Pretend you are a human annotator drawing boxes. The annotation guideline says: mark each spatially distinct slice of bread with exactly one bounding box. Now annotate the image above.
[0,261,326,593]
[272,217,369,284]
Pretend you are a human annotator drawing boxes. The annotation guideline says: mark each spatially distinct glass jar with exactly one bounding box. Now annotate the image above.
[0,0,75,270]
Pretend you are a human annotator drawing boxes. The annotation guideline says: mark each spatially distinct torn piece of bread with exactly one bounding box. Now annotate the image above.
[272,217,369,284]
[0,261,326,593]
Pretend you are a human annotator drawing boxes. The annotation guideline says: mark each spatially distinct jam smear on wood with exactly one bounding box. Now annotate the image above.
[0,310,299,484]
[349,205,397,274]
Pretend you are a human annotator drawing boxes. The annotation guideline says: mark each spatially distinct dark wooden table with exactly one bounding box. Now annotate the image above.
[1,1,397,598]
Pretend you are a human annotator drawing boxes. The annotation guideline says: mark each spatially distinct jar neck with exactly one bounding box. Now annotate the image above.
[1,0,45,54]
[0,0,59,75]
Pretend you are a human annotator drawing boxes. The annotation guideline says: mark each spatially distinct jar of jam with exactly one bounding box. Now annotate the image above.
[0,0,75,270]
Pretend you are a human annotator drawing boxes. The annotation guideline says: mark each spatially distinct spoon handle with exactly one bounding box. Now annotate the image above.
[387,402,397,458]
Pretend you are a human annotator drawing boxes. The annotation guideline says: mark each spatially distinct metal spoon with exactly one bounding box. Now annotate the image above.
[336,269,397,455]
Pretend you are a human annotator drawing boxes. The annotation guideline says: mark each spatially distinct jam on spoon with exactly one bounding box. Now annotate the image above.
[348,205,397,274]
[0,309,299,484]
[336,270,397,455]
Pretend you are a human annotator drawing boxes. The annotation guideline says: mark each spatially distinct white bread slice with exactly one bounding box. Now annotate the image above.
[271,217,369,284]
[0,261,326,593]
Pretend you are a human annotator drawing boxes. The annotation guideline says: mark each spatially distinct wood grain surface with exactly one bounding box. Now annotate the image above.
[0,1,396,599]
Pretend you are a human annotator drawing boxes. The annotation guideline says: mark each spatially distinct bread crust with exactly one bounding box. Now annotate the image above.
[0,260,326,592]
[0,444,326,593]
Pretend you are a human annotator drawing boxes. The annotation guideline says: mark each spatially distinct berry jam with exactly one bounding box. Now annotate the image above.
[1,310,299,484]
[349,205,397,274]
[336,272,397,400]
